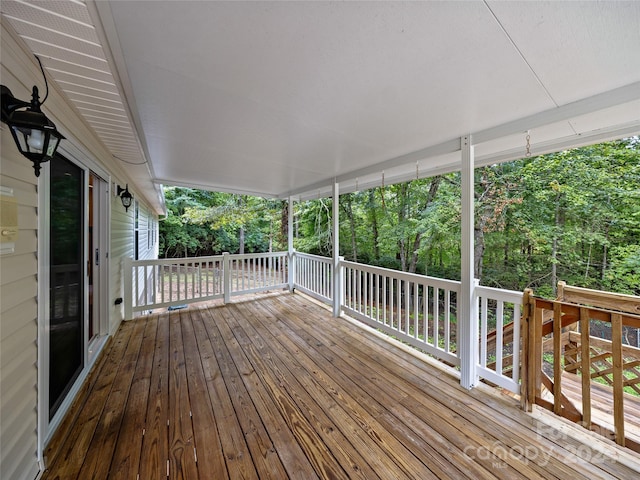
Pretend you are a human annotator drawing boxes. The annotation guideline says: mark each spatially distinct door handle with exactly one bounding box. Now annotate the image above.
[95,248,100,266]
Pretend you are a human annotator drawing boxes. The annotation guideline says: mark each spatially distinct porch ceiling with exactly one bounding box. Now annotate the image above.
[2,1,639,206]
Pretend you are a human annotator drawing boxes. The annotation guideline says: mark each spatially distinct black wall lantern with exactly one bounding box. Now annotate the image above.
[117,184,133,212]
[1,58,65,177]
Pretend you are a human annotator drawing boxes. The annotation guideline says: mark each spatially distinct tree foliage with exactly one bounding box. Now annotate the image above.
[159,139,639,295]
[159,187,287,257]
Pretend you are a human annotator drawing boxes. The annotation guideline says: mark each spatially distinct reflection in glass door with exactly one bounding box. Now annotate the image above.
[89,174,98,342]
[49,156,84,419]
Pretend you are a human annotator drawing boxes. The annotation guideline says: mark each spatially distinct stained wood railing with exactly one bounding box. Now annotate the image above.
[522,285,640,452]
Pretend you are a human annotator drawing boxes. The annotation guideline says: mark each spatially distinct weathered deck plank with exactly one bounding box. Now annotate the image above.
[236,300,451,479]
[138,311,171,480]
[109,309,158,479]
[45,320,137,478]
[194,306,258,480]
[41,293,640,479]
[208,306,290,479]
[180,307,228,478]
[168,311,199,478]
[269,296,579,479]
[76,312,147,480]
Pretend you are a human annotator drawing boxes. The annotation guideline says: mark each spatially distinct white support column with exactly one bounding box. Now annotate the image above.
[460,135,479,389]
[332,181,342,317]
[288,196,295,292]
[223,252,231,304]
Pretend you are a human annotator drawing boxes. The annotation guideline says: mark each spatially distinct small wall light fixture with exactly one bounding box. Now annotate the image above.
[117,184,133,212]
[1,58,65,177]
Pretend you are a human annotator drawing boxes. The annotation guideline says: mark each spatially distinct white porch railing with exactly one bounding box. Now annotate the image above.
[124,252,289,318]
[476,285,523,394]
[292,252,333,304]
[225,252,289,299]
[341,260,461,366]
[124,251,523,394]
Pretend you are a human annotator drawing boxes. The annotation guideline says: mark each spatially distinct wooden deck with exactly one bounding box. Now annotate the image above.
[42,293,640,479]
[556,370,640,447]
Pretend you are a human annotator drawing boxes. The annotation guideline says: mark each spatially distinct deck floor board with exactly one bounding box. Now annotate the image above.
[42,293,640,479]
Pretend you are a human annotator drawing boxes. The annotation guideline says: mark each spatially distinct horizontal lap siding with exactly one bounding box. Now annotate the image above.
[111,199,133,332]
[132,203,158,316]
[0,123,40,480]
[111,198,159,325]
[1,21,162,480]
[138,205,155,262]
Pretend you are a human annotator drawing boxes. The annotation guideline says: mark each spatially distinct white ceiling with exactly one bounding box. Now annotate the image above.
[2,1,639,207]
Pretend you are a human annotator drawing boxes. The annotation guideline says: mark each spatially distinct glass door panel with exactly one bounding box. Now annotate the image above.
[49,156,84,419]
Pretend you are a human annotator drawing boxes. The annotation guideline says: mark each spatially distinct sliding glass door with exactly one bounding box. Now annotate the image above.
[49,156,84,418]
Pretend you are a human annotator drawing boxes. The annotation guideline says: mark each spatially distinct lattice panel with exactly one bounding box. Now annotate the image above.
[565,344,640,396]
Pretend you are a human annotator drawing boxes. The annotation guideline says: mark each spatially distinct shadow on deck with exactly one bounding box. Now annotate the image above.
[42,292,640,479]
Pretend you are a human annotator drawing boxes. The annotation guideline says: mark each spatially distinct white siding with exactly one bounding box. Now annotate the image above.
[137,202,157,261]
[129,202,159,315]
[110,194,133,332]
[111,197,160,325]
[0,116,40,480]
[1,21,161,478]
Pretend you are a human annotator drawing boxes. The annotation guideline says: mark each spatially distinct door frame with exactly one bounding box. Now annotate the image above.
[88,171,110,363]
[37,143,111,463]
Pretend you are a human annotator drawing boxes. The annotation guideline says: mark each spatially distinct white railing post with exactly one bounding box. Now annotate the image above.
[288,196,295,292]
[336,256,344,313]
[123,256,133,320]
[223,252,231,304]
[332,181,341,317]
[289,250,296,292]
[460,134,479,390]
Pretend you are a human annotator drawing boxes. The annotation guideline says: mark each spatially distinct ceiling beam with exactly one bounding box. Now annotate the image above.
[475,121,640,166]
[473,81,640,144]
[285,81,640,199]
[294,119,640,201]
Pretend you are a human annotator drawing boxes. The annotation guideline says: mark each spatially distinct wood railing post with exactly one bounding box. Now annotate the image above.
[523,288,540,412]
[533,296,543,403]
[579,306,592,429]
[223,252,231,304]
[123,256,133,320]
[611,312,626,447]
[553,302,563,415]
[521,288,533,411]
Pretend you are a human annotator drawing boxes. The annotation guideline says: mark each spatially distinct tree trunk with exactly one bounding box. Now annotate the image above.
[503,215,510,268]
[238,195,245,254]
[584,242,592,281]
[343,194,358,262]
[368,190,380,262]
[281,200,289,247]
[408,231,422,273]
[601,224,609,283]
[474,223,485,280]
[239,227,245,254]
[398,184,409,271]
[551,193,561,296]
[409,176,443,273]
